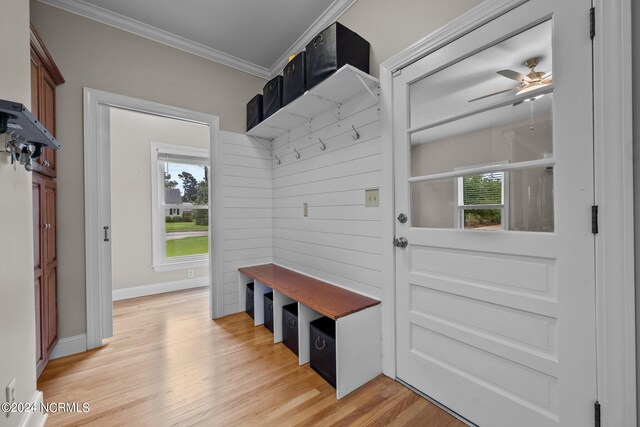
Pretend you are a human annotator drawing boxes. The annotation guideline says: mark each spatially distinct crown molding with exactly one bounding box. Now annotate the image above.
[36,0,358,80]
[36,0,271,79]
[268,0,358,77]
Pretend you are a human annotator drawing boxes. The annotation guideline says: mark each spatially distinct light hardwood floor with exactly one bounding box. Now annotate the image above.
[39,288,465,426]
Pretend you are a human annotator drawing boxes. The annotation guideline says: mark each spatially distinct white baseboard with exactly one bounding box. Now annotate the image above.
[50,334,87,360]
[18,391,47,427]
[112,276,209,301]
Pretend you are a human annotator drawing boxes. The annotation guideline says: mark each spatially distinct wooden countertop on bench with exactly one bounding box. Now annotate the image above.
[238,264,380,320]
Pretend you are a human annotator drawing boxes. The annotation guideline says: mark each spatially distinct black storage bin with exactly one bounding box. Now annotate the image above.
[262,75,283,120]
[283,52,306,106]
[264,292,274,333]
[282,303,299,356]
[245,282,255,319]
[246,94,263,131]
[305,22,370,90]
[310,316,336,388]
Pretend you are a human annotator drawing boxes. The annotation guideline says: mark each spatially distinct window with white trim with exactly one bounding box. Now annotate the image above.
[151,142,209,271]
[456,171,507,230]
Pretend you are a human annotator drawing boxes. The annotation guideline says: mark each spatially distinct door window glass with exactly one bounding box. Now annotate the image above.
[408,20,553,232]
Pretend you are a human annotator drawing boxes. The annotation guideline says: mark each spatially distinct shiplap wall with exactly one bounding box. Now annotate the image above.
[220,131,274,315]
[271,92,383,299]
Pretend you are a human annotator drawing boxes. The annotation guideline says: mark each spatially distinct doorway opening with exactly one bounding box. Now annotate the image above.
[109,108,211,303]
[83,88,222,349]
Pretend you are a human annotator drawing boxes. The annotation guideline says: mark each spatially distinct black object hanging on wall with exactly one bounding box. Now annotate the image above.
[246,94,263,131]
[0,100,60,171]
[283,52,306,106]
[305,22,370,90]
[263,75,283,120]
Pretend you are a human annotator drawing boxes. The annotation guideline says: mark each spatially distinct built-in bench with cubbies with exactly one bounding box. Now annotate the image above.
[238,263,382,399]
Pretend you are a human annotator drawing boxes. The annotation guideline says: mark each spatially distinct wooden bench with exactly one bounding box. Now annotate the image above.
[238,263,382,399]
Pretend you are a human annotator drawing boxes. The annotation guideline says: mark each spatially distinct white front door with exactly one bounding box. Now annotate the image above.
[393,1,596,425]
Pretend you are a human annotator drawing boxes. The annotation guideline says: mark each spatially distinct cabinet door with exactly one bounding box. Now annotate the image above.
[35,276,46,375]
[40,69,57,176]
[30,52,40,120]
[44,179,57,265]
[43,178,58,355]
[32,176,47,376]
[44,265,58,354]
[30,47,57,178]
[32,177,43,273]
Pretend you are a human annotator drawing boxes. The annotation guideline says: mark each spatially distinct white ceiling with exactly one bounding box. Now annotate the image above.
[38,0,355,78]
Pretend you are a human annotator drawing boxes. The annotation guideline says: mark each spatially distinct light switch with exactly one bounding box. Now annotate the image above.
[365,189,379,207]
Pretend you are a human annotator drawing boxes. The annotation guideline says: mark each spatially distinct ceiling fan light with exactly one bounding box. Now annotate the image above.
[516,84,541,96]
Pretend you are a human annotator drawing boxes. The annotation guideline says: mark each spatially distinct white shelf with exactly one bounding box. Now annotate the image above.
[247,65,380,140]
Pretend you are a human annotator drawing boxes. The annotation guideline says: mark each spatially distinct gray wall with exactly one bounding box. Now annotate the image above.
[633,0,640,420]
[338,0,482,77]
[29,1,266,339]
[110,109,209,292]
[0,2,37,427]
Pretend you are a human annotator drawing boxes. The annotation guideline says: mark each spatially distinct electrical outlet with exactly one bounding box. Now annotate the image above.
[303,203,309,218]
[365,189,380,207]
[188,269,194,278]
[5,378,15,417]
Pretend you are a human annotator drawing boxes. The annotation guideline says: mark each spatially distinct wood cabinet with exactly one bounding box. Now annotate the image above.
[31,24,64,377]
[30,24,64,178]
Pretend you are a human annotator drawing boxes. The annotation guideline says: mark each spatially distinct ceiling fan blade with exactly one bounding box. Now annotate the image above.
[497,69,531,83]
[512,100,525,107]
[542,72,552,80]
[468,87,517,102]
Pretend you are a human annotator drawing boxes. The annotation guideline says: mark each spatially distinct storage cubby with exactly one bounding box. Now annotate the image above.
[250,280,272,327]
[282,303,299,355]
[310,316,336,388]
[264,292,274,333]
[272,290,296,344]
[238,263,382,399]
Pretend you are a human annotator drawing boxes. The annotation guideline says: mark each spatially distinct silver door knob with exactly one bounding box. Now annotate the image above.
[397,213,407,223]
[393,237,408,248]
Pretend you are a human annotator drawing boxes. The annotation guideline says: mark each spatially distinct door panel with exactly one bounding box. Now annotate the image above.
[44,265,58,354]
[35,277,44,368]
[32,177,42,271]
[41,70,57,176]
[394,1,595,426]
[44,180,56,264]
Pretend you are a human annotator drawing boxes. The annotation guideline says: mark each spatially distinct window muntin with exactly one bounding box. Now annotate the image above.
[151,143,209,270]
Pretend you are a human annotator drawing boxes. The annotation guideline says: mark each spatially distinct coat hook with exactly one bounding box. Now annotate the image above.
[352,125,360,140]
[318,138,326,151]
[274,154,281,165]
[293,148,301,159]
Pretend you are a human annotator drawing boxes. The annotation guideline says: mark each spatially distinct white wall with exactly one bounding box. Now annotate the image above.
[0,1,38,426]
[29,1,266,339]
[269,94,383,299]
[110,108,209,294]
[219,131,273,315]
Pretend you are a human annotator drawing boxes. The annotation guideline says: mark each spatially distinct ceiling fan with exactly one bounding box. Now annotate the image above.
[468,57,552,104]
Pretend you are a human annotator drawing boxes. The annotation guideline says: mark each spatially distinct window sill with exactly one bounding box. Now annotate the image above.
[151,259,208,272]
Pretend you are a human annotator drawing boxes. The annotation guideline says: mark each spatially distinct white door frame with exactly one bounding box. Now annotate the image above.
[83,88,224,350]
[379,0,635,425]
